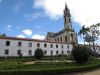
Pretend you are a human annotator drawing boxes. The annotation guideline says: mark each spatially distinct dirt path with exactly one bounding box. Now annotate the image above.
[68,68,100,75]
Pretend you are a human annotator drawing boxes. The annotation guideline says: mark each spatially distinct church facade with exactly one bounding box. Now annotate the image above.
[46,3,78,47]
[0,3,78,57]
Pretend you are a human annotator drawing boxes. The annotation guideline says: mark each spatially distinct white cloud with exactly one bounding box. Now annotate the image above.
[22,29,32,36]
[7,25,11,28]
[32,34,45,40]
[17,35,25,38]
[34,0,100,27]
[6,25,12,30]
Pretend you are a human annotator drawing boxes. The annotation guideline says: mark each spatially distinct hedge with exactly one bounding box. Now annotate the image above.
[0,63,100,75]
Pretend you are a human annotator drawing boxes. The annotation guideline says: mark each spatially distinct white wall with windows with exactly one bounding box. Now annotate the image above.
[0,38,73,57]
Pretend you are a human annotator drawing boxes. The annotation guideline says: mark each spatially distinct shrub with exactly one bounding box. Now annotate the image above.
[34,48,44,59]
[71,46,90,64]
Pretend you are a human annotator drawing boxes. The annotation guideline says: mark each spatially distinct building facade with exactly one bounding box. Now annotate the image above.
[0,3,78,57]
[0,37,73,57]
[45,3,78,47]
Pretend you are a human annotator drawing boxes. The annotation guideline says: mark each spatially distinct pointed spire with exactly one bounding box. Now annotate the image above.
[65,2,68,10]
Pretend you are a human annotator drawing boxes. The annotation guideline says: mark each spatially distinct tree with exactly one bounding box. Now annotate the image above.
[79,23,100,58]
[34,48,44,59]
[72,46,90,64]
[88,23,100,57]
[0,33,6,37]
[78,26,89,45]
[84,35,93,48]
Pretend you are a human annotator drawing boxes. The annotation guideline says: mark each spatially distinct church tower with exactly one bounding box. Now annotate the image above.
[64,3,72,30]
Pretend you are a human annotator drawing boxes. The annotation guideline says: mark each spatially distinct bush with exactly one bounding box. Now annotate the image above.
[71,46,90,64]
[34,48,44,59]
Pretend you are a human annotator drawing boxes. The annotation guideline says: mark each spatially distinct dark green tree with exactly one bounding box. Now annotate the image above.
[0,33,6,37]
[34,48,44,59]
[72,46,90,64]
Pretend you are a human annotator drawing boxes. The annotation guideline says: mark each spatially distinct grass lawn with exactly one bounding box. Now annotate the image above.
[0,57,73,70]
[0,57,100,75]
[0,57,99,70]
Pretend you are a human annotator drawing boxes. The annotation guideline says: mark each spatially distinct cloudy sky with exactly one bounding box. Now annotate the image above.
[0,0,100,44]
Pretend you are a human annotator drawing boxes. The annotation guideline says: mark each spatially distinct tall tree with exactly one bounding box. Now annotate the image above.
[89,23,100,56]
[78,25,89,45]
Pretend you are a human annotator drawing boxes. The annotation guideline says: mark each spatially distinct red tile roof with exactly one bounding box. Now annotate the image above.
[0,36,69,44]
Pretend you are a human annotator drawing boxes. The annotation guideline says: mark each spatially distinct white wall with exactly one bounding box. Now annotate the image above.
[0,39,73,57]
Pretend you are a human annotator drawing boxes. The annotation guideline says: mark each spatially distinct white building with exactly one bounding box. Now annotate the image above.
[0,37,73,57]
[0,3,78,57]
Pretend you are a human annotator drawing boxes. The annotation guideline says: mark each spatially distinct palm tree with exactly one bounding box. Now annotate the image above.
[78,25,89,45]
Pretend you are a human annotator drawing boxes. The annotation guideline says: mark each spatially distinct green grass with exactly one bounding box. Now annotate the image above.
[0,57,99,70]
[0,57,100,75]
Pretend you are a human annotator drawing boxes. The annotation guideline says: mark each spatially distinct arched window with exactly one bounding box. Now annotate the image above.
[37,43,40,47]
[60,37,62,42]
[65,36,67,42]
[57,38,59,42]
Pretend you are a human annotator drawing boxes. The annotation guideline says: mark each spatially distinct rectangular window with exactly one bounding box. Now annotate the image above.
[50,50,53,55]
[44,44,47,47]
[29,50,32,55]
[5,49,9,55]
[62,51,64,54]
[44,50,47,55]
[6,41,10,46]
[56,50,58,55]
[17,50,21,55]
[37,43,40,47]
[50,44,53,48]
[29,43,32,47]
[61,45,63,49]
[18,42,22,46]
[56,44,58,48]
